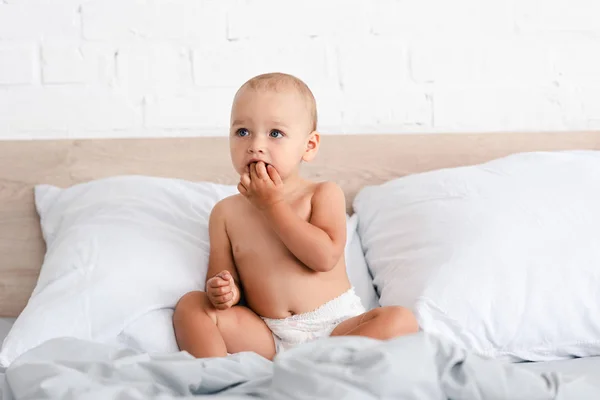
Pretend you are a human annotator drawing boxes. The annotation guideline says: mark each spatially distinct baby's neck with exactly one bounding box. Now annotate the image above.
[281,174,309,198]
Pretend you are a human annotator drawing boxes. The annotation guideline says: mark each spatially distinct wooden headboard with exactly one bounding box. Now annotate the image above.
[1,131,600,317]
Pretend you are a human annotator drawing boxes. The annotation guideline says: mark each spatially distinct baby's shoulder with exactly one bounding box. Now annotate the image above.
[210,193,245,219]
[306,181,346,212]
[309,181,345,202]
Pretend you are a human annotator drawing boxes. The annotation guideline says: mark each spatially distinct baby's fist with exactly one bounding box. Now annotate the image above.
[206,271,237,310]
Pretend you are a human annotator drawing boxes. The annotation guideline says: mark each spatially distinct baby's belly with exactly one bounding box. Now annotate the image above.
[240,264,351,319]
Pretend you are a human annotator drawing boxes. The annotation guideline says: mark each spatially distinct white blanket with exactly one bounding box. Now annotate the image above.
[2,332,599,399]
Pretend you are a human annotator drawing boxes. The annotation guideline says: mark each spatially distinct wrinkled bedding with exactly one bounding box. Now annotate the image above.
[518,355,600,380]
[2,332,600,399]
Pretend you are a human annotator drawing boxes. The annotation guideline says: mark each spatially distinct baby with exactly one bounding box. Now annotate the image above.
[173,73,418,360]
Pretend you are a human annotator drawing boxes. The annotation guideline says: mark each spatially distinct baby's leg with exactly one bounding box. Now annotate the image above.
[330,306,418,340]
[173,291,276,360]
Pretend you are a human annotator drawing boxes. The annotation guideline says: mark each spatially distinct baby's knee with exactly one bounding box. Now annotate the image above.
[380,306,419,337]
[173,291,216,323]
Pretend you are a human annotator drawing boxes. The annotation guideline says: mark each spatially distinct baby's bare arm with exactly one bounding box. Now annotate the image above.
[206,201,241,308]
[261,182,347,272]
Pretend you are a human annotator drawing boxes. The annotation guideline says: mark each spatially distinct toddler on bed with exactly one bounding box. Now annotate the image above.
[172,73,419,360]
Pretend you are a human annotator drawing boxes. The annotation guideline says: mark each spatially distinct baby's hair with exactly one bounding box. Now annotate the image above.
[238,72,318,132]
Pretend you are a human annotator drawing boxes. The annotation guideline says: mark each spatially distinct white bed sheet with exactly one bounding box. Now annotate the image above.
[1,315,600,383]
[516,356,600,379]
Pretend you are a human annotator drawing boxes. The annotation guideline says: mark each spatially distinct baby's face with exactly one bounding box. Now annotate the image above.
[229,87,315,180]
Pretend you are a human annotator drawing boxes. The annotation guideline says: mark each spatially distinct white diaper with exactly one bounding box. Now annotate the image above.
[262,288,366,354]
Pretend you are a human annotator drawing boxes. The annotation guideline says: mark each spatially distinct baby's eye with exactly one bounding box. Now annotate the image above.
[236,128,249,137]
[269,129,284,138]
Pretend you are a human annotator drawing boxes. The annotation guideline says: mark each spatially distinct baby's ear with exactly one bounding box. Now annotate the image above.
[302,131,320,162]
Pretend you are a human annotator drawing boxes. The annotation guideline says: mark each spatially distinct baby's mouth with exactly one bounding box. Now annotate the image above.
[247,161,270,168]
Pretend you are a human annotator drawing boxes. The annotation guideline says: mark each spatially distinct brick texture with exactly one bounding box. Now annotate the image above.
[0,0,598,139]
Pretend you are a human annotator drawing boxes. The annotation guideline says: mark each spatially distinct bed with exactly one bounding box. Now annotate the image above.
[1,131,600,399]
[2,318,599,379]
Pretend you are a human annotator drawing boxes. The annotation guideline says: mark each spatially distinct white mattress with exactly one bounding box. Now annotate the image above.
[0,316,599,379]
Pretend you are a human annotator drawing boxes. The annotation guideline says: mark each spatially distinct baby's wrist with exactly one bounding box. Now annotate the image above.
[259,197,285,212]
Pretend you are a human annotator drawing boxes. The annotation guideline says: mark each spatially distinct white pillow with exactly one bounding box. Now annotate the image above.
[345,214,379,311]
[0,176,238,367]
[0,319,14,344]
[354,150,600,362]
[115,308,179,354]
[1,176,379,364]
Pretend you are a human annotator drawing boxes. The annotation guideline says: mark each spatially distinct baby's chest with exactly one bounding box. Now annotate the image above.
[229,218,277,257]
[228,201,312,258]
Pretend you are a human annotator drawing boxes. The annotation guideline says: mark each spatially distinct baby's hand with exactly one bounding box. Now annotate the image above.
[238,161,284,210]
[206,271,237,310]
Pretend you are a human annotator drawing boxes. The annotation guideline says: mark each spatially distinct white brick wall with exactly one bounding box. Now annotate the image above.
[0,0,599,139]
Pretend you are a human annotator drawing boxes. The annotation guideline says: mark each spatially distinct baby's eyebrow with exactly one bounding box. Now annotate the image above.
[231,119,246,127]
[270,121,290,129]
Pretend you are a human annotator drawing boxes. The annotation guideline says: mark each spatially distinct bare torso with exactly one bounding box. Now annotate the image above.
[221,182,351,319]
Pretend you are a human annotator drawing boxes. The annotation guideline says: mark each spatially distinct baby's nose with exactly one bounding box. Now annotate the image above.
[248,140,266,153]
